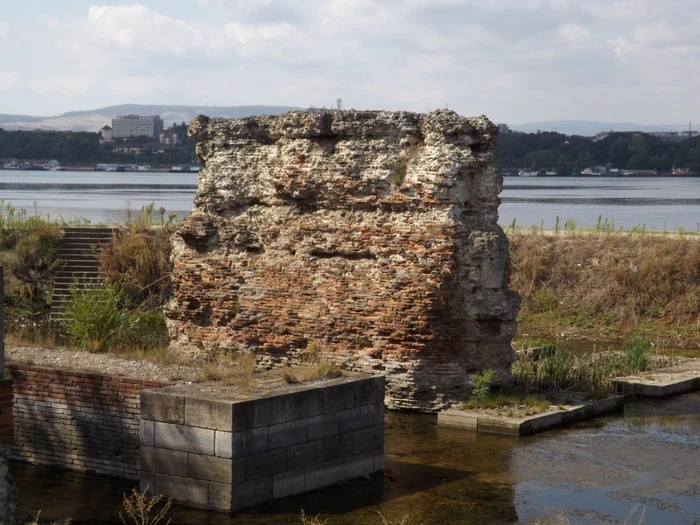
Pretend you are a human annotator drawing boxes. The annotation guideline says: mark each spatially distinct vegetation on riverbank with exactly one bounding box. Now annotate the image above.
[496,129,700,174]
[508,230,700,348]
[1,203,174,354]
[2,203,699,353]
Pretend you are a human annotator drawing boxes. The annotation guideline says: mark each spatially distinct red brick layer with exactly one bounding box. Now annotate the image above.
[5,363,168,479]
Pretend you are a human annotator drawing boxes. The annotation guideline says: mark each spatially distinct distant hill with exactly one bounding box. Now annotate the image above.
[512,120,693,137]
[0,104,304,132]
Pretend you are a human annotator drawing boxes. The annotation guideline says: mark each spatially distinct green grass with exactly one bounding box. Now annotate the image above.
[62,282,169,353]
[459,394,551,415]
[513,335,655,393]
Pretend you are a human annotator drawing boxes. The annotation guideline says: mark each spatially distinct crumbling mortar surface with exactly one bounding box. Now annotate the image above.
[168,110,520,412]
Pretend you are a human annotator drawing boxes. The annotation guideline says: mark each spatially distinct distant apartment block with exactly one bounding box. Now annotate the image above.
[111,115,164,139]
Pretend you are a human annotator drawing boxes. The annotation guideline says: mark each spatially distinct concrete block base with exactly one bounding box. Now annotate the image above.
[438,394,624,436]
[140,375,385,511]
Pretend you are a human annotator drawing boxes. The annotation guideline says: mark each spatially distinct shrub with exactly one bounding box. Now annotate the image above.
[62,282,123,351]
[99,228,172,306]
[469,369,497,404]
[62,282,168,352]
[119,487,171,525]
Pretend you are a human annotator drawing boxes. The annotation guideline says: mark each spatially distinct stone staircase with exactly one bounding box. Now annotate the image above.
[50,227,116,325]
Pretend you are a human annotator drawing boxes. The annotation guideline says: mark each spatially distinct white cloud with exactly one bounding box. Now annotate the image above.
[0,1,699,124]
[0,71,21,91]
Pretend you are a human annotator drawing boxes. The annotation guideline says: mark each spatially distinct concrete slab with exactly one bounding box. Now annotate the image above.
[438,394,624,436]
[613,360,700,397]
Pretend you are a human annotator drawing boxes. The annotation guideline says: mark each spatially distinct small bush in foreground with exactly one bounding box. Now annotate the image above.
[119,487,171,525]
[469,369,497,404]
[62,282,168,352]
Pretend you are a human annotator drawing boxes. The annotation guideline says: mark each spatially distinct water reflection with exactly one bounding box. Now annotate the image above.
[12,395,700,524]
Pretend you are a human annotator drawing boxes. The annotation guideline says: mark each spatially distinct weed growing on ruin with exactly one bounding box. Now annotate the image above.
[200,350,257,388]
[119,487,171,525]
[282,342,344,384]
[469,369,497,404]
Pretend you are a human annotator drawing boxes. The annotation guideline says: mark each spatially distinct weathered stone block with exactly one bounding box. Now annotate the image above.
[354,377,385,407]
[305,451,375,491]
[141,446,187,477]
[140,419,154,446]
[208,482,232,511]
[185,397,232,431]
[141,391,184,424]
[233,476,273,510]
[253,395,295,428]
[231,427,268,458]
[215,430,232,458]
[273,469,306,499]
[287,440,324,471]
[246,448,287,480]
[353,425,384,454]
[188,453,232,484]
[155,473,208,507]
[308,413,338,441]
[232,401,254,432]
[324,433,353,461]
[154,422,215,455]
[269,419,307,450]
[140,470,155,493]
[233,457,246,483]
[166,110,520,412]
[322,382,356,414]
[337,404,381,434]
[292,389,323,419]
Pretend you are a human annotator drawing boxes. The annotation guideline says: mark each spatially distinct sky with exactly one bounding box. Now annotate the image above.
[0,0,699,124]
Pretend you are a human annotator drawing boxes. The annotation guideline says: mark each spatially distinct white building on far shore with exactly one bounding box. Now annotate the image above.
[111,115,164,139]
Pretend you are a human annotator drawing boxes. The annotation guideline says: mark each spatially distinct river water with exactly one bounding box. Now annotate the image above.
[4,172,700,522]
[1,172,699,230]
[12,394,700,524]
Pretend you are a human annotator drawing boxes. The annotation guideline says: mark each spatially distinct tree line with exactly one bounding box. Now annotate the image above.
[0,128,196,167]
[495,131,700,174]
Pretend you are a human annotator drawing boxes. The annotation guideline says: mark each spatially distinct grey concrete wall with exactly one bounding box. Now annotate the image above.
[140,376,385,511]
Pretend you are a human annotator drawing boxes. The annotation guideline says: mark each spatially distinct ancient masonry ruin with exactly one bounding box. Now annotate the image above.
[166,110,520,411]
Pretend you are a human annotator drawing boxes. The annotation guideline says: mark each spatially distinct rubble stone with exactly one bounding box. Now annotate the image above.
[167,110,520,411]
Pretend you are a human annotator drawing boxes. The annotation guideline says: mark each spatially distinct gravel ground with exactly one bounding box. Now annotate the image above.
[6,345,200,383]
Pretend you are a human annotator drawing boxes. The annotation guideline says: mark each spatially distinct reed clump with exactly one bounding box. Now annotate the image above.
[99,205,174,307]
[512,336,660,393]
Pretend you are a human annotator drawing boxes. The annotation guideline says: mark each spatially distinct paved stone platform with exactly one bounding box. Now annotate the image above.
[140,375,385,511]
[437,394,624,436]
[613,359,700,397]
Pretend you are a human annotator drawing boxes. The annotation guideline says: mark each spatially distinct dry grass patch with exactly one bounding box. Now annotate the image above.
[200,351,257,389]
[282,342,344,384]
[282,361,343,384]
